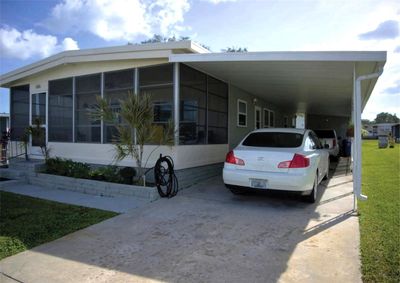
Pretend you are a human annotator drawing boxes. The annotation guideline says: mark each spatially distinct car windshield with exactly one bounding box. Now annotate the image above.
[242,132,304,148]
[314,130,335,138]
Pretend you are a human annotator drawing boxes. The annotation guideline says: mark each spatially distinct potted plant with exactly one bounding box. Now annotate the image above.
[346,123,354,137]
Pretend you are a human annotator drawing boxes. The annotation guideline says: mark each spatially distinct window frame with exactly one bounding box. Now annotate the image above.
[10,84,30,141]
[254,106,261,129]
[263,108,275,128]
[48,77,74,142]
[103,68,135,144]
[30,92,48,147]
[74,73,102,144]
[237,99,247,127]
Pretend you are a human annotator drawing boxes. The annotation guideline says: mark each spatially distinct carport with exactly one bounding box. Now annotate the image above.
[169,51,387,206]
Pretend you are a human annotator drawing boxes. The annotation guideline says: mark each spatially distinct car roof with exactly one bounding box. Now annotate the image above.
[251,128,307,135]
[313,129,336,132]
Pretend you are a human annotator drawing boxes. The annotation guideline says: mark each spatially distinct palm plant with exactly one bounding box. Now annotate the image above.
[27,117,51,160]
[21,117,50,161]
[90,92,174,184]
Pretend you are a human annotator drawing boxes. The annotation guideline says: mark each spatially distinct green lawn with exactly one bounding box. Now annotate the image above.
[0,191,118,260]
[359,140,400,283]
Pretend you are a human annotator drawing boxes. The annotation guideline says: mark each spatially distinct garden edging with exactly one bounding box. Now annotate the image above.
[28,173,160,201]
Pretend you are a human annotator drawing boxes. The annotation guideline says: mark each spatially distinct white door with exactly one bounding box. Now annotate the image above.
[30,92,47,156]
[255,106,261,129]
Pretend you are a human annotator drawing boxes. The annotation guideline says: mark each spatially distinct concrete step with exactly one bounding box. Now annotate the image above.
[8,158,44,172]
[0,168,27,180]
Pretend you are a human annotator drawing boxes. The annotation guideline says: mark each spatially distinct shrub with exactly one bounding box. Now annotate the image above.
[45,158,138,185]
[90,166,122,183]
[69,162,90,179]
[119,167,136,184]
[45,157,69,176]
[45,158,90,179]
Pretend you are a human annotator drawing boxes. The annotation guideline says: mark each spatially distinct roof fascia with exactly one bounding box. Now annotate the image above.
[169,51,387,63]
[0,41,197,87]
[0,49,173,87]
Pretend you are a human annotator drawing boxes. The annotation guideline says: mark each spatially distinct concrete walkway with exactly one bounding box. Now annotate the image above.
[0,182,150,213]
[0,161,361,283]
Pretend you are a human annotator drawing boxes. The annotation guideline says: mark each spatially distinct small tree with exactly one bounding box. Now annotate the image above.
[20,129,30,161]
[27,117,51,160]
[90,92,174,184]
[374,112,399,123]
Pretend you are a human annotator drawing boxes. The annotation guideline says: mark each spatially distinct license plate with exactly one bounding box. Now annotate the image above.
[250,179,268,189]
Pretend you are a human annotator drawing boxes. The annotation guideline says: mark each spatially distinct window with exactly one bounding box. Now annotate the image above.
[283,116,288,128]
[255,106,261,129]
[49,78,73,142]
[31,92,46,124]
[207,76,228,144]
[180,64,207,144]
[242,132,304,148]
[162,64,230,145]
[263,108,275,128]
[314,130,335,138]
[31,92,47,147]
[237,100,247,127]
[270,111,275,127]
[75,74,101,143]
[139,64,173,144]
[10,85,29,140]
[309,132,323,149]
[103,69,134,143]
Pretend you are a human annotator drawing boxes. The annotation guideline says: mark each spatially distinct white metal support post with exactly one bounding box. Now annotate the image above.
[353,68,383,209]
[100,73,104,144]
[72,77,76,143]
[28,88,32,158]
[134,68,139,145]
[173,63,180,146]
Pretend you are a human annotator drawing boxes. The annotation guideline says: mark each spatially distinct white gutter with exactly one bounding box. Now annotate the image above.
[353,69,383,201]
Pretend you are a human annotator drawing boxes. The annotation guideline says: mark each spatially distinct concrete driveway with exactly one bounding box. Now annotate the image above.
[0,160,360,283]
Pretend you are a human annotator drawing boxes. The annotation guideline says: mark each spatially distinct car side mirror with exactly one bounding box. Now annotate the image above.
[324,144,329,149]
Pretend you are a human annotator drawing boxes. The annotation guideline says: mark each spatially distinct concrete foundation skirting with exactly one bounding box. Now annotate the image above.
[28,173,160,201]
[1,159,223,200]
[143,162,223,190]
[175,163,223,189]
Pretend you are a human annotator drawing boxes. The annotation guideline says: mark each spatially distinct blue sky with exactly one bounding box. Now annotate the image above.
[0,0,399,120]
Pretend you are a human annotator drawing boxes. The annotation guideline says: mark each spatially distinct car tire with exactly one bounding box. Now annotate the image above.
[323,160,330,180]
[305,174,318,203]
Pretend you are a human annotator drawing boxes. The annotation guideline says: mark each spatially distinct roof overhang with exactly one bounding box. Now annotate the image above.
[0,40,209,87]
[170,51,386,117]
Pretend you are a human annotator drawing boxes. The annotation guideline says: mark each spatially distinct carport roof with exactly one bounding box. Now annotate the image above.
[170,51,386,117]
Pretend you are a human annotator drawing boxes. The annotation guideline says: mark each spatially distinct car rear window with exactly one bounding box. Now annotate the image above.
[242,132,304,148]
[314,130,335,138]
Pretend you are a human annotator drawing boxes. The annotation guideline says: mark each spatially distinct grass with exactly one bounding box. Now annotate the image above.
[0,191,118,260]
[359,140,400,283]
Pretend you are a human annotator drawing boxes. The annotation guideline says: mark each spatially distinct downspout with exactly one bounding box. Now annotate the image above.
[353,69,383,201]
[173,63,180,146]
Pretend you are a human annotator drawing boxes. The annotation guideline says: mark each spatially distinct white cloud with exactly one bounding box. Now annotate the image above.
[43,0,190,41]
[203,0,238,3]
[296,3,400,120]
[61,37,79,50]
[0,26,79,60]
[359,20,399,40]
